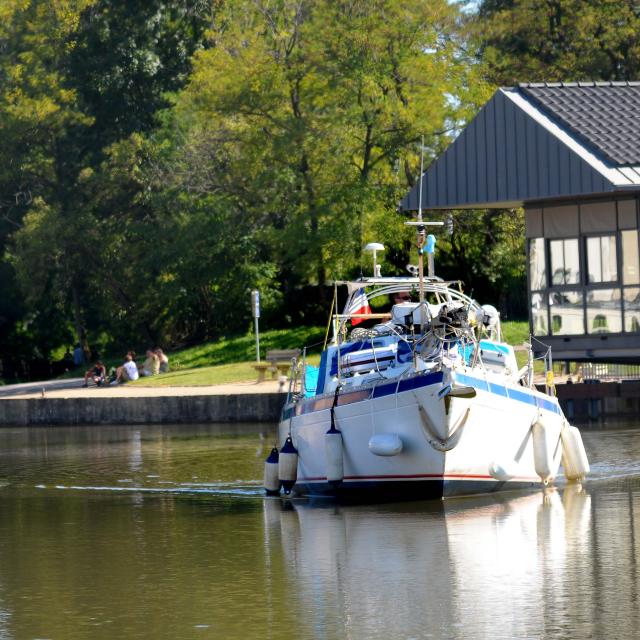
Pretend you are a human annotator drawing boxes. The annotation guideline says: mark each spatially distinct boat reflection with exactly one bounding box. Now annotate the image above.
[265,487,594,640]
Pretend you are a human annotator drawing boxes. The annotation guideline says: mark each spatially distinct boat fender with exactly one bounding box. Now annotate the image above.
[368,433,403,456]
[263,447,281,495]
[561,425,590,481]
[278,436,298,494]
[532,416,552,484]
[325,425,344,486]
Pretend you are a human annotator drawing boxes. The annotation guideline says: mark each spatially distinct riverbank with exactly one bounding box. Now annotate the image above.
[0,378,286,425]
[2,374,640,426]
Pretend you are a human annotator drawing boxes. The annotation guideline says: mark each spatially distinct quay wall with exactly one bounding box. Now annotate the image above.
[0,393,286,426]
[0,381,638,426]
[554,381,640,422]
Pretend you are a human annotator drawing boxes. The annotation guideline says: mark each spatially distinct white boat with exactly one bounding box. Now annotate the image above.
[265,228,590,502]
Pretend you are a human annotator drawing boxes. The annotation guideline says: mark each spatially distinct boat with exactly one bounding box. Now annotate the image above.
[264,219,590,502]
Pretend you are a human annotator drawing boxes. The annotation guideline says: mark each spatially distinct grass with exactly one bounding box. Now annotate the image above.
[57,321,544,388]
[131,320,533,387]
[132,327,325,387]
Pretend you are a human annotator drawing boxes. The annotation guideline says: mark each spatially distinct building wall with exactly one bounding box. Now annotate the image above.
[525,195,640,361]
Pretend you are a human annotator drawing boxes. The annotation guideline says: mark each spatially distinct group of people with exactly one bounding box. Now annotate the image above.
[82,348,169,387]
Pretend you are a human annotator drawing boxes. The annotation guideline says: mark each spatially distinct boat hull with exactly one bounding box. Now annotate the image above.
[278,369,563,502]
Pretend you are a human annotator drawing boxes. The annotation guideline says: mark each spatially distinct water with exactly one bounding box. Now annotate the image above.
[0,423,639,640]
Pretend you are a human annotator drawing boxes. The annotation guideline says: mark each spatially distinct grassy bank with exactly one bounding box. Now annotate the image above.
[131,320,532,387]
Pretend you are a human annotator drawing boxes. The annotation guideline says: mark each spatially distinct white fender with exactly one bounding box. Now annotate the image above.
[263,447,281,495]
[561,424,590,481]
[369,433,403,456]
[532,416,552,484]
[278,436,298,494]
[324,427,344,485]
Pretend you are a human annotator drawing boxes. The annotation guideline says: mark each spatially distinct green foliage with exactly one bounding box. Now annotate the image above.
[171,0,490,289]
[474,0,640,83]
[0,0,570,375]
[431,208,527,319]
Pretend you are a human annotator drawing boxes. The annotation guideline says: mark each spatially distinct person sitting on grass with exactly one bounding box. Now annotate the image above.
[111,353,139,384]
[139,349,159,377]
[82,360,106,387]
[155,347,169,373]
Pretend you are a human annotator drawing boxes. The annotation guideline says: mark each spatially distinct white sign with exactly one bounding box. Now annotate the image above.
[251,290,260,318]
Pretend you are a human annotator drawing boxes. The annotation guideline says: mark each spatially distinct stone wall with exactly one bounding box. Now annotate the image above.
[0,393,286,426]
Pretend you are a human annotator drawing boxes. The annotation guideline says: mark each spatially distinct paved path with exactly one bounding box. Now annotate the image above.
[0,377,284,400]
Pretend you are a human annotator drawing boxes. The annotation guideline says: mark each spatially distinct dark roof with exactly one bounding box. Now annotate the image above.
[520,82,640,166]
[400,83,640,212]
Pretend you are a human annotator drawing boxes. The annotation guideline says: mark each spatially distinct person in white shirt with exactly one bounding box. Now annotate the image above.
[112,353,140,384]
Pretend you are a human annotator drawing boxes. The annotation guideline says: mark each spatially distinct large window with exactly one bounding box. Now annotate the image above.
[527,199,640,337]
[586,235,617,283]
[549,239,580,285]
[586,289,622,334]
[549,290,584,335]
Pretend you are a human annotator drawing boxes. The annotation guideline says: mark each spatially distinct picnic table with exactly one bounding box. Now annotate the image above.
[252,349,301,383]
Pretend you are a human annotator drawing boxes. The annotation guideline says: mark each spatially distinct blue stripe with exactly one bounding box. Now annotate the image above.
[283,369,560,420]
[456,373,560,414]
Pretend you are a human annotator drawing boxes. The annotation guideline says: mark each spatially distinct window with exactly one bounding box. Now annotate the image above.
[622,230,640,285]
[586,289,622,334]
[549,290,583,335]
[549,239,580,285]
[624,288,640,333]
[528,238,546,290]
[586,235,617,283]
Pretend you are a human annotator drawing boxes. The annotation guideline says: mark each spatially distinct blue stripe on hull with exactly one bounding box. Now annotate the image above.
[284,368,561,421]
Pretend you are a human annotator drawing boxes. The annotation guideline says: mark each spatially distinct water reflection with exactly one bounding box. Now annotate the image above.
[0,424,639,639]
[268,482,640,640]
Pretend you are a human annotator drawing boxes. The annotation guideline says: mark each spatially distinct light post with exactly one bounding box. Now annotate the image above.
[251,289,260,362]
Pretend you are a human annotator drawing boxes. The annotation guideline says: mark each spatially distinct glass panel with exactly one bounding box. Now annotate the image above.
[531,292,548,336]
[602,236,617,282]
[528,238,546,290]
[549,290,583,335]
[624,287,640,332]
[550,240,565,285]
[587,235,617,283]
[564,239,580,284]
[586,237,601,283]
[549,239,580,285]
[622,230,640,285]
[586,288,622,334]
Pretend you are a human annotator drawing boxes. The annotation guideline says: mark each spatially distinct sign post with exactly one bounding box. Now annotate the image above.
[251,290,260,362]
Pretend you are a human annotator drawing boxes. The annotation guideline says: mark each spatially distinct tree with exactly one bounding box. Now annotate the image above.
[168,0,490,309]
[474,0,640,84]
[1,0,212,363]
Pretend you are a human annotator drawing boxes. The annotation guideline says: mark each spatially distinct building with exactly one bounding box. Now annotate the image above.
[401,82,640,363]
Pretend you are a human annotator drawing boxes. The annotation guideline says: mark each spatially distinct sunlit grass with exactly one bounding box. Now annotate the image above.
[57,321,542,387]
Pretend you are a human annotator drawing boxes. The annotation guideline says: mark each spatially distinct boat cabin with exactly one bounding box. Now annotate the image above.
[401,82,640,363]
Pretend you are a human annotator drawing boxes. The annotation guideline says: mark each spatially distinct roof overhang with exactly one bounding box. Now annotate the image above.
[400,87,640,212]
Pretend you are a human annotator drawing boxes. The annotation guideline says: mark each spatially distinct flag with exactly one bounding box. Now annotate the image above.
[347,288,371,326]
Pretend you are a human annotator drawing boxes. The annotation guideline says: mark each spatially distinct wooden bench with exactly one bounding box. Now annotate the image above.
[253,349,301,383]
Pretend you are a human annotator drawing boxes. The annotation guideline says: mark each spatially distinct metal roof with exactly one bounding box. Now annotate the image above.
[400,83,640,212]
[520,82,640,166]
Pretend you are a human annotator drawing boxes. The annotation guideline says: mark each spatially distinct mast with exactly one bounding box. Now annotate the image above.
[406,135,442,332]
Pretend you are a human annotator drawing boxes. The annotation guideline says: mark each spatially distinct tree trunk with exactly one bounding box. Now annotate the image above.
[71,283,91,364]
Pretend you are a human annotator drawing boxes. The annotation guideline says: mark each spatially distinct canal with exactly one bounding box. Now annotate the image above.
[0,422,638,639]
